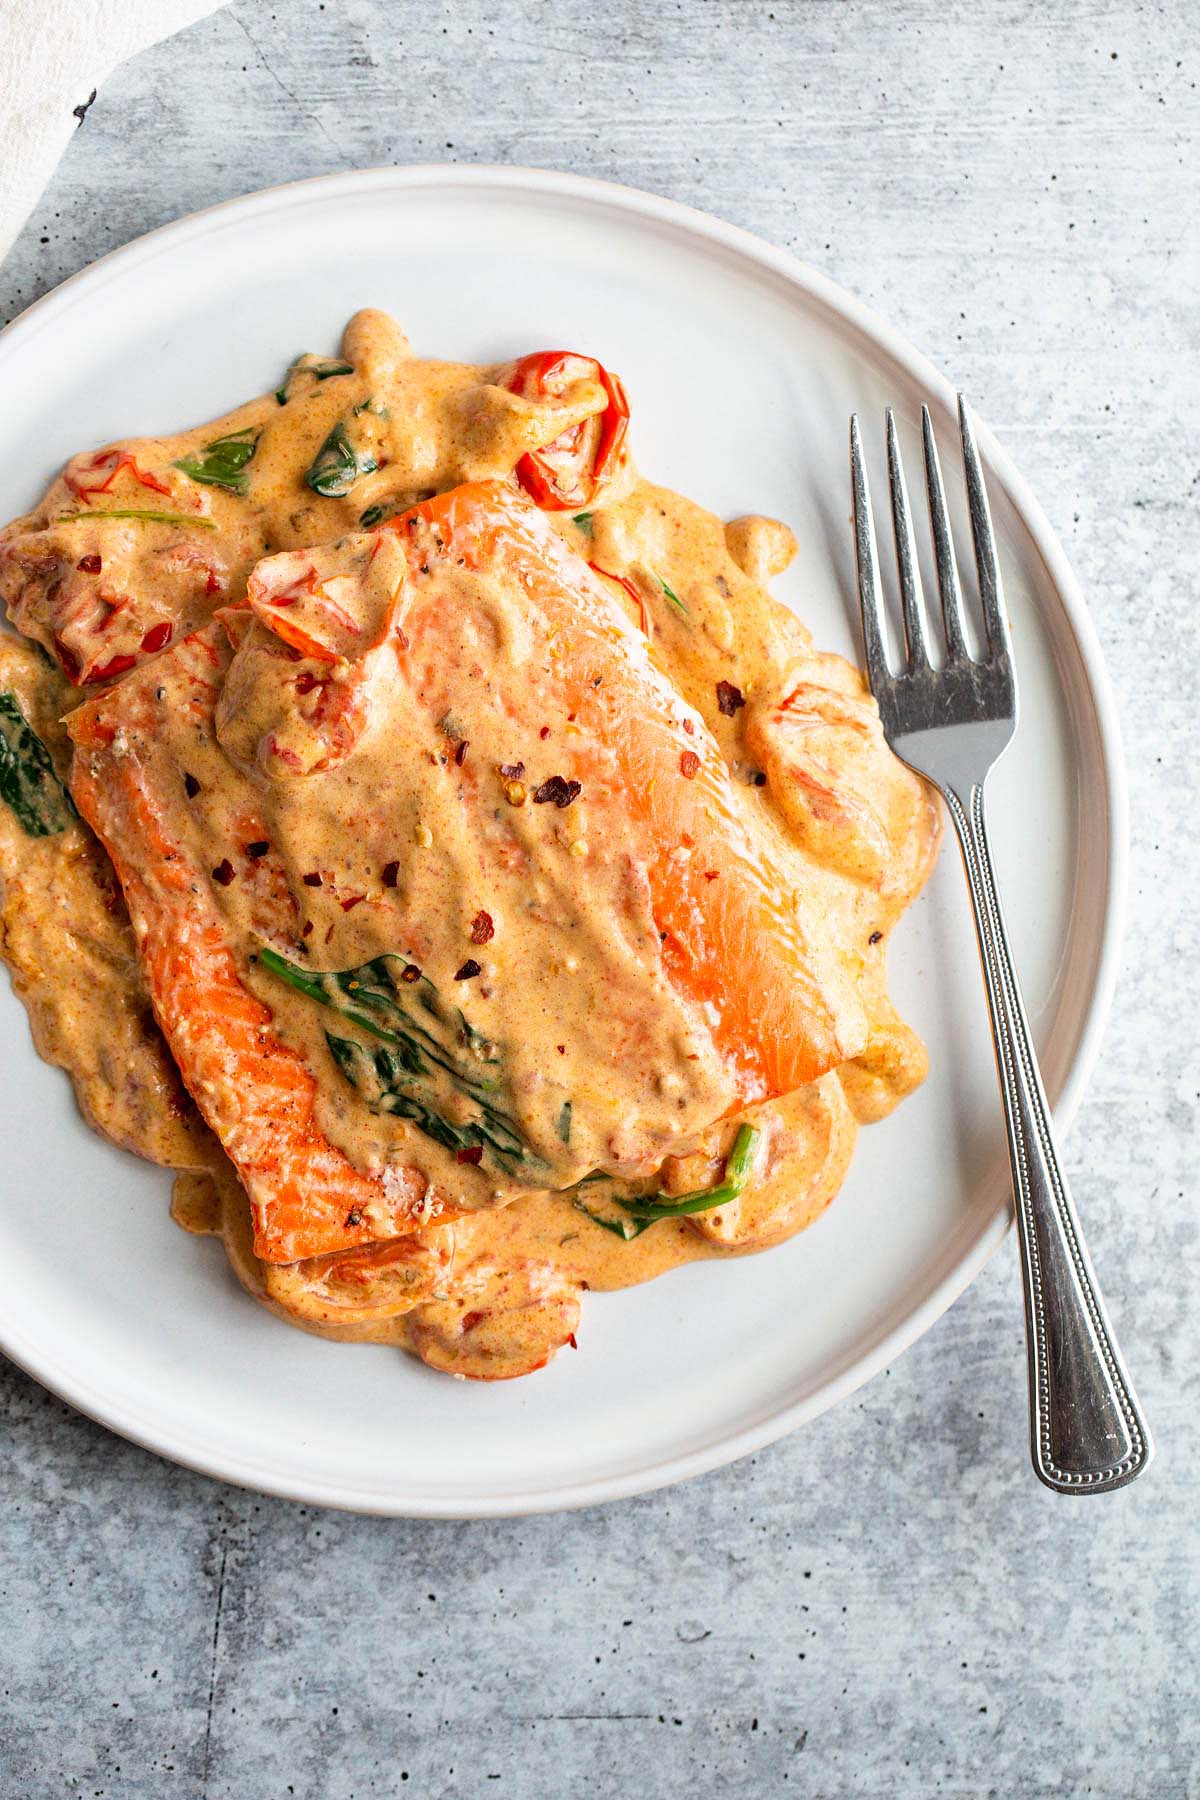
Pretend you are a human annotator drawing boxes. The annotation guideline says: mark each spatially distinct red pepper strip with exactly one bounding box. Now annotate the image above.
[592,366,630,485]
[504,350,629,511]
[53,638,81,682]
[588,562,650,637]
[65,450,172,500]
[87,652,138,684]
[514,443,585,512]
[265,616,340,665]
[140,621,173,655]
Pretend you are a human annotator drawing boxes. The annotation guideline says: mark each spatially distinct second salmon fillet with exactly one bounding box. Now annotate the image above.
[67,481,867,1264]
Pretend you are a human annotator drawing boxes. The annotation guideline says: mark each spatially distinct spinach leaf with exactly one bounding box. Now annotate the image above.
[258,945,539,1174]
[174,430,259,497]
[0,693,76,837]
[574,1124,760,1240]
[305,421,379,498]
[275,355,355,406]
[326,1034,528,1170]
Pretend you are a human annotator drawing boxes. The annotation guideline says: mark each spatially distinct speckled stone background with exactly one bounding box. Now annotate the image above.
[1,3,1197,1796]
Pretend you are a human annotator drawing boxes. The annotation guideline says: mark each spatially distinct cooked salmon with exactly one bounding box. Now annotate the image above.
[66,481,869,1265]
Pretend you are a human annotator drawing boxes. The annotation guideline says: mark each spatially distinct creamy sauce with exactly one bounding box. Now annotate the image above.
[0,633,215,1168]
[0,310,939,1381]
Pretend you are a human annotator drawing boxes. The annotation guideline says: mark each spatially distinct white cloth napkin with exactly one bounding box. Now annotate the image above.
[0,0,225,266]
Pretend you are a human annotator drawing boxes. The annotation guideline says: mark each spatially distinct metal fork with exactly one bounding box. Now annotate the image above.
[850,398,1153,1493]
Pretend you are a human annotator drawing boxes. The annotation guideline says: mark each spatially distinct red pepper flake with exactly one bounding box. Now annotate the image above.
[341,894,366,912]
[183,772,201,798]
[716,680,746,717]
[382,860,400,888]
[205,570,222,597]
[212,859,235,886]
[455,1146,484,1166]
[499,760,526,780]
[302,871,322,887]
[324,925,335,944]
[568,1333,579,1350]
[869,930,883,945]
[704,870,719,881]
[139,621,172,655]
[454,740,469,766]
[246,840,269,858]
[76,554,102,575]
[539,725,550,740]
[556,1044,566,1055]
[295,671,320,695]
[455,959,482,980]
[679,750,700,779]
[344,1208,364,1228]
[682,718,695,735]
[470,909,495,945]
[533,774,582,808]
[400,964,422,983]
[301,922,313,938]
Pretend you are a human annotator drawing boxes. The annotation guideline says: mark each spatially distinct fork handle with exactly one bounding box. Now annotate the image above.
[942,780,1153,1492]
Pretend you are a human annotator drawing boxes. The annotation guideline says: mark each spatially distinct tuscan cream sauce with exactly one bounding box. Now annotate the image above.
[0,310,939,1380]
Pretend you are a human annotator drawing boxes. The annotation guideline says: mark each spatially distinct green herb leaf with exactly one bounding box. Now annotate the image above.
[174,430,259,496]
[573,1205,646,1241]
[56,509,217,531]
[354,398,389,419]
[557,1099,573,1145]
[326,1033,527,1168]
[275,355,355,405]
[659,575,689,620]
[0,692,76,837]
[573,512,593,532]
[574,1124,760,1239]
[258,945,538,1175]
[305,421,379,498]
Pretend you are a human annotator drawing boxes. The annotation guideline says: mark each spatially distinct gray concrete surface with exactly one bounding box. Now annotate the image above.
[1,3,1197,1795]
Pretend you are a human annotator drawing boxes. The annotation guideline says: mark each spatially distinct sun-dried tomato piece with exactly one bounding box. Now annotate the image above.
[533,774,582,808]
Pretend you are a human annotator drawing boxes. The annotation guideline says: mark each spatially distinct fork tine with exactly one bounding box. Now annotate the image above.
[886,410,929,668]
[850,414,890,690]
[958,394,1012,663]
[921,404,970,663]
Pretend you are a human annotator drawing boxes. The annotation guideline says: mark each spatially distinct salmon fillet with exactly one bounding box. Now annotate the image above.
[67,481,866,1265]
[66,629,438,1263]
[378,483,868,1098]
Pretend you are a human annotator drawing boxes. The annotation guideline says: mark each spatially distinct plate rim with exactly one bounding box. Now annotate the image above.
[0,162,1128,1516]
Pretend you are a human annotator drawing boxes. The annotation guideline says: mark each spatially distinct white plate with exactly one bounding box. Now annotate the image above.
[0,167,1125,1516]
